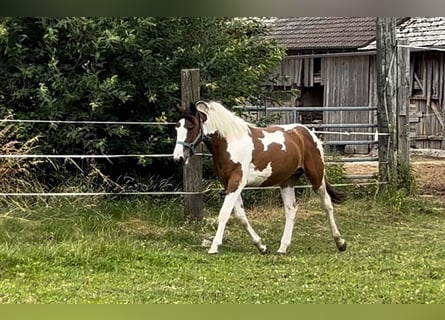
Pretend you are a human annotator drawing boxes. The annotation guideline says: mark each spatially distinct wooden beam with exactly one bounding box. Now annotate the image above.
[376,17,398,183]
[181,69,203,221]
[397,39,411,169]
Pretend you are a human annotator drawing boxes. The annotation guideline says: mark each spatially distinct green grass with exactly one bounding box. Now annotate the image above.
[0,195,444,303]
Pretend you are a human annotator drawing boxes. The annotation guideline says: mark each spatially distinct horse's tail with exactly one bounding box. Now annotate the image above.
[325,180,347,204]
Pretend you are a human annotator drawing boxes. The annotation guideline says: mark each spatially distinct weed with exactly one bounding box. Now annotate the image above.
[376,163,418,215]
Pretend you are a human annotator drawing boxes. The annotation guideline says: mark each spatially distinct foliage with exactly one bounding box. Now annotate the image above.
[325,162,346,185]
[0,17,285,188]
[377,163,418,214]
[0,196,444,303]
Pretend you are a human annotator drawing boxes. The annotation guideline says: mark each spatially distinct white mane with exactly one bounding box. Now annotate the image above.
[200,101,254,141]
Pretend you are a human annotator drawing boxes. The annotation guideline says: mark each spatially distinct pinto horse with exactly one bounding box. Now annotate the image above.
[173,100,347,255]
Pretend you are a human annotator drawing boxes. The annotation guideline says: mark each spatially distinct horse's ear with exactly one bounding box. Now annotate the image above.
[189,102,197,114]
[195,101,209,115]
[175,103,185,114]
[198,110,207,122]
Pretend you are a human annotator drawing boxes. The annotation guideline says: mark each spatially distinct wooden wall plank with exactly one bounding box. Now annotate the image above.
[323,55,372,153]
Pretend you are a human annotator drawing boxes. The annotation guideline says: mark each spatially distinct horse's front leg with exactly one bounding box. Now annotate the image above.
[208,188,243,254]
[233,195,268,254]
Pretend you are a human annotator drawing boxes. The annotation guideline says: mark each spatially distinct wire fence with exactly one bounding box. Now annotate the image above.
[0,114,382,197]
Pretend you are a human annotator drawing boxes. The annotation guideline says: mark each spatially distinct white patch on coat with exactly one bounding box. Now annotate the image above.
[173,119,187,161]
[227,137,255,183]
[259,131,286,151]
[246,162,273,186]
[225,134,269,187]
[227,135,254,164]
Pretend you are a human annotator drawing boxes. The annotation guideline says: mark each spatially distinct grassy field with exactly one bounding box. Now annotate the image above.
[0,193,444,304]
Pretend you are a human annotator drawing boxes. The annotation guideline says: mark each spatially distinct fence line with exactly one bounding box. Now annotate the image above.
[306,123,378,129]
[234,106,378,112]
[0,153,379,165]
[0,180,384,197]
[1,117,386,136]
[0,118,385,129]
[0,154,173,159]
[0,191,201,197]
[314,130,387,137]
[0,119,176,125]
[0,106,383,198]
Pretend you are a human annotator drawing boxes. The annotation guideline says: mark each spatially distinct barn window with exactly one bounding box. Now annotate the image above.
[410,53,441,101]
[411,54,426,99]
[313,58,322,83]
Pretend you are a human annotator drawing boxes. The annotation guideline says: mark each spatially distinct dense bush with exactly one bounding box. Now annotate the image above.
[0,17,285,189]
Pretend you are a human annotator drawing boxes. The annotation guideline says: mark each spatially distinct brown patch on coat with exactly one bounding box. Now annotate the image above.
[204,133,242,193]
[250,126,324,189]
[292,126,325,190]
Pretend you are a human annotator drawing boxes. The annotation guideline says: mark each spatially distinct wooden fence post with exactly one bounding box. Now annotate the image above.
[376,17,398,183]
[181,69,204,221]
[397,39,411,169]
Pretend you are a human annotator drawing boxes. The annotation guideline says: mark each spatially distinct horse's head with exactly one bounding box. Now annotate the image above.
[173,101,208,165]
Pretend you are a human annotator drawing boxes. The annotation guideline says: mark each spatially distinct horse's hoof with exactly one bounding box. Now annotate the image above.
[277,250,287,256]
[201,237,213,248]
[337,240,347,252]
[208,247,219,255]
[258,246,269,255]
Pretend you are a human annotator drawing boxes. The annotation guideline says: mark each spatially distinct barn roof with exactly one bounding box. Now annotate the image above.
[266,17,378,51]
[361,17,445,50]
[267,17,445,52]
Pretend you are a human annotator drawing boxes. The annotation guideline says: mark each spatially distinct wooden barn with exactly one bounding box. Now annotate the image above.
[266,17,445,152]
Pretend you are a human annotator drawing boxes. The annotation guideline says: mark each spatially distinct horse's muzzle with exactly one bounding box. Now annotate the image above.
[174,156,185,165]
[173,154,191,166]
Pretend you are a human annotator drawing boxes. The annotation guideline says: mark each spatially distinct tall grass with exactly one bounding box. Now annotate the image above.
[0,117,181,212]
[0,120,42,194]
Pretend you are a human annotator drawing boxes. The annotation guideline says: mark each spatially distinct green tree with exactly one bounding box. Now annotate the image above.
[0,17,285,189]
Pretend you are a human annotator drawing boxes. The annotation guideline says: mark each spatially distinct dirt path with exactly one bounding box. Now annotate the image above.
[343,156,445,197]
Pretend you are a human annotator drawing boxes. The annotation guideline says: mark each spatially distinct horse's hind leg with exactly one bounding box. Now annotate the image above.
[315,179,347,252]
[277,185,298,255]
[304,155,346,252]
[233,195,268,254]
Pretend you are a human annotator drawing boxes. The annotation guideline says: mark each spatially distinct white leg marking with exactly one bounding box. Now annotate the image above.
[208,188,243,254]
[277,186,298,254]
[316,180,346,250]
[233,195,268,254]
